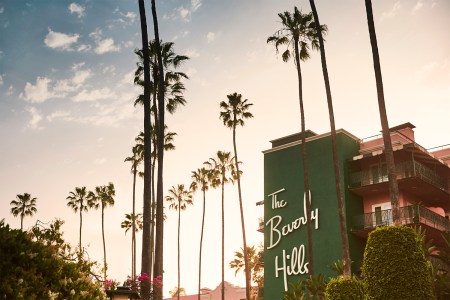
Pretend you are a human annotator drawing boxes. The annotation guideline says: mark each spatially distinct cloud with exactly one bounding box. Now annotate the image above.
[21,65,93,102]
[94,38,120,54]
[124,12,136,23]
[46,110,71,122]
[121,69,135,85]
[191,0,202,12]
[94,158,107,165]
[206,32,219,43]
[184,48,200,58]
[0,7,3,14]
[7,85,14,95]
[21,77,54,103]
[44,28,79,51]
[72,87,115,102]
[380,1,402,21]
[77,44,91,52]
[68,3,85,18]
[89,28,120,54]
[25,106,44,130]
[0,74,3,85]
[412,0,424,13]
[172,30,190,41]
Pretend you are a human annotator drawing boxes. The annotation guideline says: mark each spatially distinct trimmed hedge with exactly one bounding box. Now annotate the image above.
[325,277,364,300]
[362,226,434,300]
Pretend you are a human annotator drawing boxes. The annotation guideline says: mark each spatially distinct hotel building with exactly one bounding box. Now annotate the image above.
[261,123,450,299]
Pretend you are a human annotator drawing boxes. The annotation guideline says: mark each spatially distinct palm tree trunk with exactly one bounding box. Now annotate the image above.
[138,1,153,299]
[294,38,314,276]
[308,0,352,278]
[151,0,166,299]
[232,123,251,300]
[177,200,181,300]
[198,190,206,300]
[102,205,107,282]
[20,214,23,231]
[221,179,225,300]
[132,168,137,279]
[79,208,83,254]
[365,0,400,225]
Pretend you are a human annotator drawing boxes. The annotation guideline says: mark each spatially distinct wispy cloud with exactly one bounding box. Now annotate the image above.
[184,48,200,58]
[0,74,3,85]
[21,64,93,102]
[68,3,85,18]
[380,1,402,21]
[72,87,115,102]
[44,28,80,51]
[165,0,202,22]
[206,31,220,43]
[89,28,120,54]
[46,110,71,122]
[0,6,4,14]
[25,106,44,130]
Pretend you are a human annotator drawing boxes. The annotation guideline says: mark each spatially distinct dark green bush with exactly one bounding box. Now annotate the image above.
[362,226,434,300]
[325,277,364,300]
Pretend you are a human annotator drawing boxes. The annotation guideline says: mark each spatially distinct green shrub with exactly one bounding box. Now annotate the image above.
[325,277,364,300]
[362,226,434,300]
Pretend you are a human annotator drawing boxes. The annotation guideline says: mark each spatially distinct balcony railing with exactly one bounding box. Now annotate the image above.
[352,205,450,232]
[349,160,448,193]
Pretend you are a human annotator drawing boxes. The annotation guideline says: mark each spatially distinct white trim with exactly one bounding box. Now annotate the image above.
[262,129,360,154]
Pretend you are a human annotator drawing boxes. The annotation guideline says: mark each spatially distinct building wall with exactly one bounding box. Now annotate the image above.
[263,131,361,299]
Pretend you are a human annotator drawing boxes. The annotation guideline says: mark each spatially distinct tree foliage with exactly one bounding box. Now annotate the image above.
[0,219,105,299]
[325,277,364,300]
[362,226,434,300]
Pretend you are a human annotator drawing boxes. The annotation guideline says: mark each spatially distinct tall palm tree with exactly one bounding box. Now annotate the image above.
[307,0,352,277]
[121,213,144,278]
[136,126,176,280]
[125,145,143,280]
[219,92,253,300]
[150,1,167,298]
[10,193,37,230]
[165,184,193,300]
[137,2,153,299]
[88,183,116,282]
[206,151,236,300]
[66,186,89,254]
[267,7,327,275]
[190,167,212,300]
[364,0,400,225]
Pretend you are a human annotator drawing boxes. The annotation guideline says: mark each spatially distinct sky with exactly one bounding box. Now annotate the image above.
[0,0,449,297]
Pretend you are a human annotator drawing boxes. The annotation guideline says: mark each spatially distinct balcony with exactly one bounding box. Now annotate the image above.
[349,160,449,208]
[351,205,450,246]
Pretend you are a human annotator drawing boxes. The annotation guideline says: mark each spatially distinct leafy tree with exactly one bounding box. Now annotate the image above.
[364,0,400,224]
[88,183,116,282]
[121,213,143,281]
[166,184,193,300]
[307,0,352,277]
[10,193,37,230]
[66,186,89,254]
[190,167,212,300]
[206,151,236,300]
[0,219,106,299]
[169,286,186,297]
[220,92,254,299]
[267,7,326,274]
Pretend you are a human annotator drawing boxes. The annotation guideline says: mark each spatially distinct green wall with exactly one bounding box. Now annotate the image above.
[263,132,362,299]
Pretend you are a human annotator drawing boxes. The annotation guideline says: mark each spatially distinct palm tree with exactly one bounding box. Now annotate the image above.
[88,183,116,282]
[229,245,264,297]
[206,151,236,300]
[364,0,400,225]
[190,167,212,300]
[10,193,37,230]
[219,92,254,300]
[66,186,89,254]
[150,2,167,298]
[267,7,327,275]
[125,145,143,279]
[137,2,153,299]
[307,0,352,277]
[165,184,193,300]
[121,213,144,278]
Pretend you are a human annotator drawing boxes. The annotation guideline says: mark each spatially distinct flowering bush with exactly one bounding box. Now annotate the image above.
[125,273,163,294]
